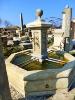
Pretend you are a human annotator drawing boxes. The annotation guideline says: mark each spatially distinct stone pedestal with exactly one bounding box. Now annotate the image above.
[26,13,51,62]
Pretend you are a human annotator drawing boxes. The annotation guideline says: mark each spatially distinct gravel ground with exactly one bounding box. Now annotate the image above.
[10,85,24,100]
[10,84,75,100]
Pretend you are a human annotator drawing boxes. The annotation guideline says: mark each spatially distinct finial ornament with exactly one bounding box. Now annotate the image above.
[65,5,69,8]
[36,9,43,18]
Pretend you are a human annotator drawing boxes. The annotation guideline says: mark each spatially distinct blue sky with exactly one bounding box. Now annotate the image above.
[0,0,75,26]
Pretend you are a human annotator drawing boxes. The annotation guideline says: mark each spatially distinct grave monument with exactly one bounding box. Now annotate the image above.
[53,5,72,51]
[62,5,72,51]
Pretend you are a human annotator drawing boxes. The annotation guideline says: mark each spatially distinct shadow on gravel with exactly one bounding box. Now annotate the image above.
[69,80,75,91]
[18,94,53,100]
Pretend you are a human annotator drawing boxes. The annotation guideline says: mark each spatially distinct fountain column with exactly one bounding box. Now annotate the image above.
[26,9,51,62]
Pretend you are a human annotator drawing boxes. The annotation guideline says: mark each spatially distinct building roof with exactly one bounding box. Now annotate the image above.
[72,19,75,23]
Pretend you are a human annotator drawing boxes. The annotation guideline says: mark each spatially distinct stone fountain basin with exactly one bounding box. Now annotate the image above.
[5,50,75,97]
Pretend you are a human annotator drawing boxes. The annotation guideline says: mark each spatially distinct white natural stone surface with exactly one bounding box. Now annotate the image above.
[26,17,51,62]
[53,30,64,50]
[52,93,74,100]
[26,19,51,28]
[62,7,72,37]
[64,53,75,61]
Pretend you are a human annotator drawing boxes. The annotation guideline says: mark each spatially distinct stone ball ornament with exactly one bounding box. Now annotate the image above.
[36,9,43,18]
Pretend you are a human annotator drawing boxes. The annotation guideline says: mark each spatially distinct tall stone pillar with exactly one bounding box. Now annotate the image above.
[20,13,23,31]
[0,36,11,100]
[62,5,72,52]
[62,5,72,37]
[26,9,51,62]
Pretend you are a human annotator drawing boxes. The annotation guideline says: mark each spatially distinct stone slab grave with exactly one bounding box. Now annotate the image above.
[5,49,75,97]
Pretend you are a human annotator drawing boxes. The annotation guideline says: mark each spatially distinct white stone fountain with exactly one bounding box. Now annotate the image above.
[5,9,75,97]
